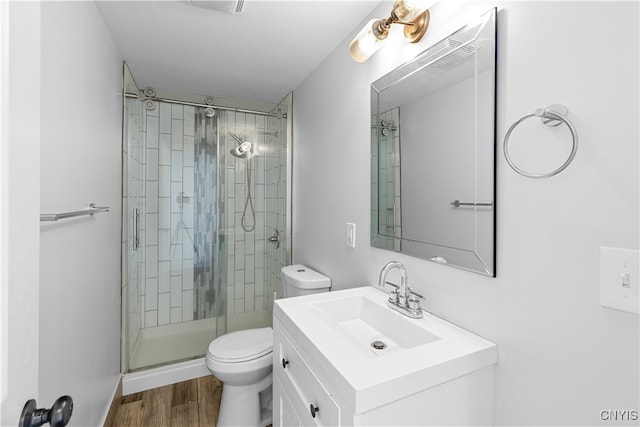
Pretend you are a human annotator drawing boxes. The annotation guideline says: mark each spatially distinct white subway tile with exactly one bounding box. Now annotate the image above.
[144,311,157,328]
[183,136,194,167]
[170,213,182,241]
[171,276,182,307]
[234,299,245,314]
[158,231,170,263]
[158,260,171,292]
[159,198,171,229]
[234,269,245,287]
[159,166,170,197]
[145,181,158,213]
[171,104,183,120]
[255,295,264,311]
[182,290,194,321]
[245,256,255,283]
[159,134,171,165]
[146,116,159,148]
[235,242,245,269]
[158,293,170,325]
[183,202,194,229]
[171,307,182,324]
[171,120,183,150]
[226,293,234,316]
[255,184,264,212]
[182,235,194,260]
[184,106,195,136]
[171,184,183,213]
[255,268,264,295]
[171,244,183,275]
[182,260,194,290]
[147,149,159,181]
[159,103,172,134]
[146,214,158,246]
[245,288,255,312]
[145,278,158,310]
[171,151,183,182]
[145,246,158,278]
[183,167,194,197]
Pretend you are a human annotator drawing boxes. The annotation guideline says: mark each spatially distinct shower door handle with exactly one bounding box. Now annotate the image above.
[133,208,140,250]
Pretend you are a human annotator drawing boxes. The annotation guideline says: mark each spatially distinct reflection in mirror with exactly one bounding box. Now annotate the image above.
[371,9,497,276]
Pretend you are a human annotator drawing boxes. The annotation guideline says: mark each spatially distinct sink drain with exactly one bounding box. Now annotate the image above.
[371,340,387,350]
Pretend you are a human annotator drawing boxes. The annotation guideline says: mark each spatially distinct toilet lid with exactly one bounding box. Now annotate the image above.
[207,327,273,362]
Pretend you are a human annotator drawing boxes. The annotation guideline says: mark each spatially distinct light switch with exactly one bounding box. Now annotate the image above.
[346,223,356,248]
[600,247,639,315]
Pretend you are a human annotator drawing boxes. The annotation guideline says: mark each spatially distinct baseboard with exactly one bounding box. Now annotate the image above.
[101,375,122,427]
[122,357,210,395]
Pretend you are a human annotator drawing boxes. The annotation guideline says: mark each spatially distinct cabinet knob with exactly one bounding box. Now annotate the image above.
[282,358,289,369]
[310,404,319,418]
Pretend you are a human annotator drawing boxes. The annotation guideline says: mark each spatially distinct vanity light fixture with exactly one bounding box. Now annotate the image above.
[349,0,436,63]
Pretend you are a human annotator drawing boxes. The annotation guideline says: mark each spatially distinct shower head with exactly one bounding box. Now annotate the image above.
[230,141,253,158]
[225,130,253,158]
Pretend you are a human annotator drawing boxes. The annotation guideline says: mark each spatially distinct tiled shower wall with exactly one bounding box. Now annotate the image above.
[140,102,198,328]
[220,112,268,317]
[372,108,401,251]
[128,100,286,329]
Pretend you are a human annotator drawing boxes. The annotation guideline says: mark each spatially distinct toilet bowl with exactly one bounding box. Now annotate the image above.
[206,327,273,427]
[206,264,331,427]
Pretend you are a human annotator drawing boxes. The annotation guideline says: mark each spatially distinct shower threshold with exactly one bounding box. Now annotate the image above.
[129,309,271,372]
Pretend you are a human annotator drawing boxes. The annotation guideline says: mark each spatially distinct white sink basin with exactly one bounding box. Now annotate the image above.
[309,294,439,358]
[274,286,497,414]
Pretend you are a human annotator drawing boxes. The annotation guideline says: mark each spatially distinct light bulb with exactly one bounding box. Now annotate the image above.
[392,0,435,22]
[349,19,388,63]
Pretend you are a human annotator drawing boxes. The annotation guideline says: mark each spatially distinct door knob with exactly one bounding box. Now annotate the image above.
[19,396,73,427]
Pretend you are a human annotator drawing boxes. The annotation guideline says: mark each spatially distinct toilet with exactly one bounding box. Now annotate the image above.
[206,264,331,427]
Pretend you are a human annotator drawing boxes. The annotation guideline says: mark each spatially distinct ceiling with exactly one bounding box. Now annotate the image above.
[97,0,380,104]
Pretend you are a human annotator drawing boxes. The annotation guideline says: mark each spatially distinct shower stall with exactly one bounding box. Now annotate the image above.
[121,64,291,373]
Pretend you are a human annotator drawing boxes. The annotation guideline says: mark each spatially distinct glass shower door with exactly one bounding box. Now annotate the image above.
[264,94,292,316]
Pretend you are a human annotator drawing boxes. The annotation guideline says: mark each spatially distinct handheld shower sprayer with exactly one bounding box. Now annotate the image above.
[225,129,256,232]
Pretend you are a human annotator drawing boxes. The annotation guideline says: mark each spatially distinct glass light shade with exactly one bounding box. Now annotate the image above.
[392,0,435,22]
[349,19,387,63]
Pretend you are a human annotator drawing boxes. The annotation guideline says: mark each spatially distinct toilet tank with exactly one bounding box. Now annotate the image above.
[281,264,331,298]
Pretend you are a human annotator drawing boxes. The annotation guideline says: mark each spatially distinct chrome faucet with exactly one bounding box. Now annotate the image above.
[378,261,425,319]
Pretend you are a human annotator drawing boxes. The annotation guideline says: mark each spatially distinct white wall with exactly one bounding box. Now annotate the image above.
[1,2,42,425]
[39,2,122,426]
[292,1,639,425]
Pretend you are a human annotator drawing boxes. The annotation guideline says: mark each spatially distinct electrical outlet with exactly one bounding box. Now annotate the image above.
[600,247,639,315]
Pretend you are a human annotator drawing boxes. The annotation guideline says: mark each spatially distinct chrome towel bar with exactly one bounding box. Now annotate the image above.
[40,203,109,222]
[450,200,493,208]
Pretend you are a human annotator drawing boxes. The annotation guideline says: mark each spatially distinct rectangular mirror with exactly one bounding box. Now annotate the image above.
[370,8,497,276]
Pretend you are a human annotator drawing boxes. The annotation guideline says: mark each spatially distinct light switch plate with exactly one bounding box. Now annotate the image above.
[600,247,639,315]
[346,223,356,248]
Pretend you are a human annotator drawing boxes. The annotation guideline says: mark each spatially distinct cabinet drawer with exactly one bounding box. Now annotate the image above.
[275,325,340,426]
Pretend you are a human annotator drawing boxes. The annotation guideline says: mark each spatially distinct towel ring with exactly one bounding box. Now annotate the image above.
[503,104,578,178]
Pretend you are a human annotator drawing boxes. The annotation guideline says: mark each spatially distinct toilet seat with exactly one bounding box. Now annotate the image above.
[207,327,273,363]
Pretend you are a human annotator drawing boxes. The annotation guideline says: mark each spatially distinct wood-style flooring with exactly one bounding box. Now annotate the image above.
[106,376,222,427]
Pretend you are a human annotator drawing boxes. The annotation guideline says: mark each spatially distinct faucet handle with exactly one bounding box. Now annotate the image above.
[408,289,425,301]
[384,282,399,304]
[407,289,425,311]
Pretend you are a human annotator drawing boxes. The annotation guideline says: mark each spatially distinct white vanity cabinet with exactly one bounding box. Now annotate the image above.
[273,287,498,426]
[273,321,340,426]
